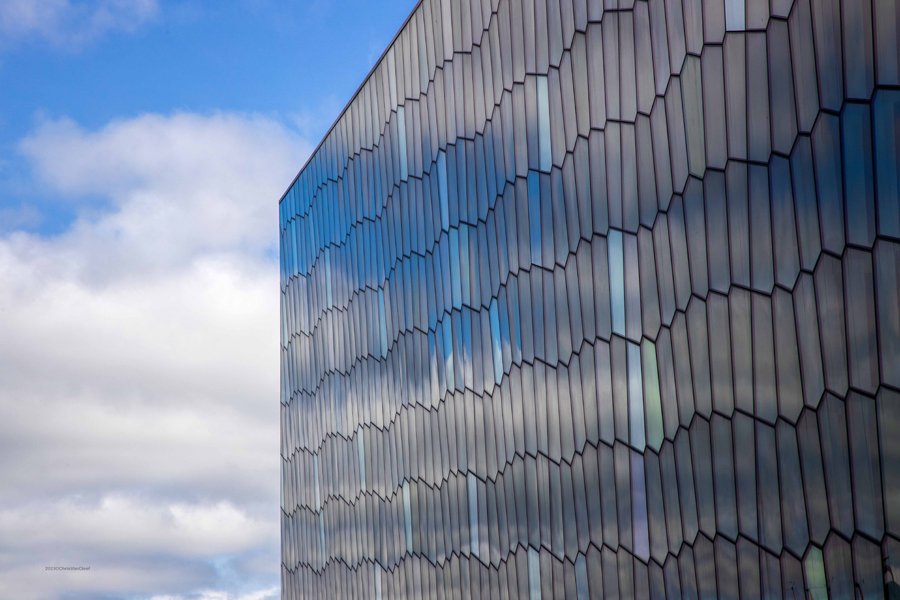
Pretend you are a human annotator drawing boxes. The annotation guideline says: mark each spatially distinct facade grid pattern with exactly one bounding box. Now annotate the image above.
[279,0,900,597]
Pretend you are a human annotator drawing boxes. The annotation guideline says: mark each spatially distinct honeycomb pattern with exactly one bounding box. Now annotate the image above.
[278,0,900,597]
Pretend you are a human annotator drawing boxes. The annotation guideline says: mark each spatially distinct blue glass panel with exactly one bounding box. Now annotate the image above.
[489,299,503,385]
[378,287,389,358]
[874,92,900,238]
[608,230,626,335]
[438,149,450,231]
[842,104,877,247]
[450,227,462,309]
[324,250,333,308]
[537,75,552,171]
[460,225,471,306]
[443,317,455,390]
[528,171,542,265]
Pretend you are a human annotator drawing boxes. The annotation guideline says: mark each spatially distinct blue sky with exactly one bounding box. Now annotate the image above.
[0,1,415,599]
[0,0,416,235]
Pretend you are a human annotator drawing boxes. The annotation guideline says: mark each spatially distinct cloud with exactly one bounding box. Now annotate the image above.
[17,112,304,283]
[0,0,158,49]
[0,111,311,599]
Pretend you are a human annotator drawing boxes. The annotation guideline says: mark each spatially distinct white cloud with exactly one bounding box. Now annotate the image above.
[18,112,304,283]
[149,587,279,600]
[0,0,158,49]
[0,111,311,599]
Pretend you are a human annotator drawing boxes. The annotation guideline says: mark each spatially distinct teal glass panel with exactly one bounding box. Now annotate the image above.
[804,547,828,600]
[642,339,664,450]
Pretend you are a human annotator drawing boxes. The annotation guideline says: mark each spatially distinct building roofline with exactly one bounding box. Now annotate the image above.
[277,0,425,205]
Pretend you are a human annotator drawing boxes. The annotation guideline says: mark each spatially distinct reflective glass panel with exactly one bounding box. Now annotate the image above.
[537,75,551,171]
[468,472,479,557]
[627,341,645,450]
[608,230,626,335]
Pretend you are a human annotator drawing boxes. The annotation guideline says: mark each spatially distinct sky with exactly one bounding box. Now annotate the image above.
[0,1,416,598]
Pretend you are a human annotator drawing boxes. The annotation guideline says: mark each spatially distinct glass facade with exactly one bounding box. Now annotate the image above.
[279,0,899,597]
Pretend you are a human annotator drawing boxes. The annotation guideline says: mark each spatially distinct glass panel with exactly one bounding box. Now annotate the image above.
[450,227,462,309]
[681,56,706,177]
[575,553,589,600]
[442,317,454,393]
[674,433,698,543]
[437,149,449,231]
[641,338,663,451]
[711,415,737,540]
[377,287,389,359]
[751,293,777,424]
[319,512,326,564]
[847,392,884,539]
[398,106,408,180]
[658,442,683,555]
[842,104,877,247]
[324,249,333,308]
[528,171,542,266]
[803,547,827,600]
[468,472,479,557]
[460,225,471,307]
[844,249,879,394]
[768,21,798,155]
[489,298,503,386]
[631,451,650,561]
[756,422,782,554]
[824,534,854,599]
[401,481,412,553]
[772,288,803,421]
[776,421,809,556]
[314,454,321,511]
[537,75,551,172]
[819,394,854,537]
[874,92,900,238]
[357,427,366,490]
[607,230,626,336]
[627,341,645,450]
[527,547,541,600]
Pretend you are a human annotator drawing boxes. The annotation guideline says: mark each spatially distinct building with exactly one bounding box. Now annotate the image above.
[279,0,899,597]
